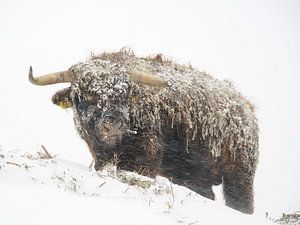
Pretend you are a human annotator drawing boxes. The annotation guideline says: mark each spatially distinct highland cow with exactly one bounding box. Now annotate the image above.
[29,49,259,214]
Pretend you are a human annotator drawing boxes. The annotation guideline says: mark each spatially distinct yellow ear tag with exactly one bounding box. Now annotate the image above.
[130,95,137,103]
[59,101,71,109]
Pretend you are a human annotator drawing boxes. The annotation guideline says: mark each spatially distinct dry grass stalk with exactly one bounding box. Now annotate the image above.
[274,211,300,225]
[6,162,22,167]
[23,145,57,160]
[165,181,175,211]
[89,160,95,170]
[117,171,153,189]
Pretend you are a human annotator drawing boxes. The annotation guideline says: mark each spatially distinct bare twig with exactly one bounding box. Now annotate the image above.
[89,160,94,170]
[98,182,106,188]
[40,145,53,159]
[124,186,130,193]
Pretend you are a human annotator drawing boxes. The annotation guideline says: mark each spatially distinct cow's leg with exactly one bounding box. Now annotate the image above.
[194,184,215,200]
[183,177,215,200]
[223,167,255,214]
[134,132,163,177]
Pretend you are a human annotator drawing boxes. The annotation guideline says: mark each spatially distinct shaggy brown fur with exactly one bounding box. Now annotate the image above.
[43,49,258,214]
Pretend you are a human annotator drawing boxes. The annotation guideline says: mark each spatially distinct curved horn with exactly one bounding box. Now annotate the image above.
[128,70,169,87]
[28,66,74,85]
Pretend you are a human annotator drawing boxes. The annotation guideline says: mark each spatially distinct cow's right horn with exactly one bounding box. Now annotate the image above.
[28,66,74,85]
[127,70,169,87]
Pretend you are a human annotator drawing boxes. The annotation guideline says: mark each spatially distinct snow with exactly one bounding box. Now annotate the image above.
[0,148,275,225]
[0,0,299,222]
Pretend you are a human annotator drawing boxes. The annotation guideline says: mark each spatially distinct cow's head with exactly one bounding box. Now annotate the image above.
[28,62,168,147]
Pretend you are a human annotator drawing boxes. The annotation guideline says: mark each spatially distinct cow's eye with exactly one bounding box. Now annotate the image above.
[85,95,98,104]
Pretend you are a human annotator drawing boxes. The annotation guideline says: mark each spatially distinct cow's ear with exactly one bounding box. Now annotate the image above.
[52,88,73,109]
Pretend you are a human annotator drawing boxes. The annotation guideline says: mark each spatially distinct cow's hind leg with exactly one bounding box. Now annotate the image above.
[223,168,255,214]
[195,184,215,200]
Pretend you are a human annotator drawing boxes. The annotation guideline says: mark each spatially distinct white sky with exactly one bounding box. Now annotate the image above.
[0,0,299,216]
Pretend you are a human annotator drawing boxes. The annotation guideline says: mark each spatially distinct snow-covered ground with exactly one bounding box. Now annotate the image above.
[0,147,275,225]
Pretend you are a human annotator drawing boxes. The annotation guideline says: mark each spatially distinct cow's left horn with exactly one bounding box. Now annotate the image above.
[128,70,169,87]
[28,66,74,85]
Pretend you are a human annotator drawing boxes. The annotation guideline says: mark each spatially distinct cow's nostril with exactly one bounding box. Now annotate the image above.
[102,125,110,132]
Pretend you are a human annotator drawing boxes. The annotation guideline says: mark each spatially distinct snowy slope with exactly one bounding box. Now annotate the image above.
[0,148,275,225]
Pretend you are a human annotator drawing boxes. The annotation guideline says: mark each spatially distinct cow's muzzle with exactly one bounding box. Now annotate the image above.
[98,114,135,145]
[100,116,125,139]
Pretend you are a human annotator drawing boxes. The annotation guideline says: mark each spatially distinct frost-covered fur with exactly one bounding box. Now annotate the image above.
[70,50,258,167]
[56,49,259,214]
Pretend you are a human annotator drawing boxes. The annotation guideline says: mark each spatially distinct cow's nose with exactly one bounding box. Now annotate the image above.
[102,116,116,131]
[100,116,123,137]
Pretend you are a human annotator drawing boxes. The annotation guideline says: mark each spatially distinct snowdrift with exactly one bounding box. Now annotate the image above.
[0,148,275,225]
